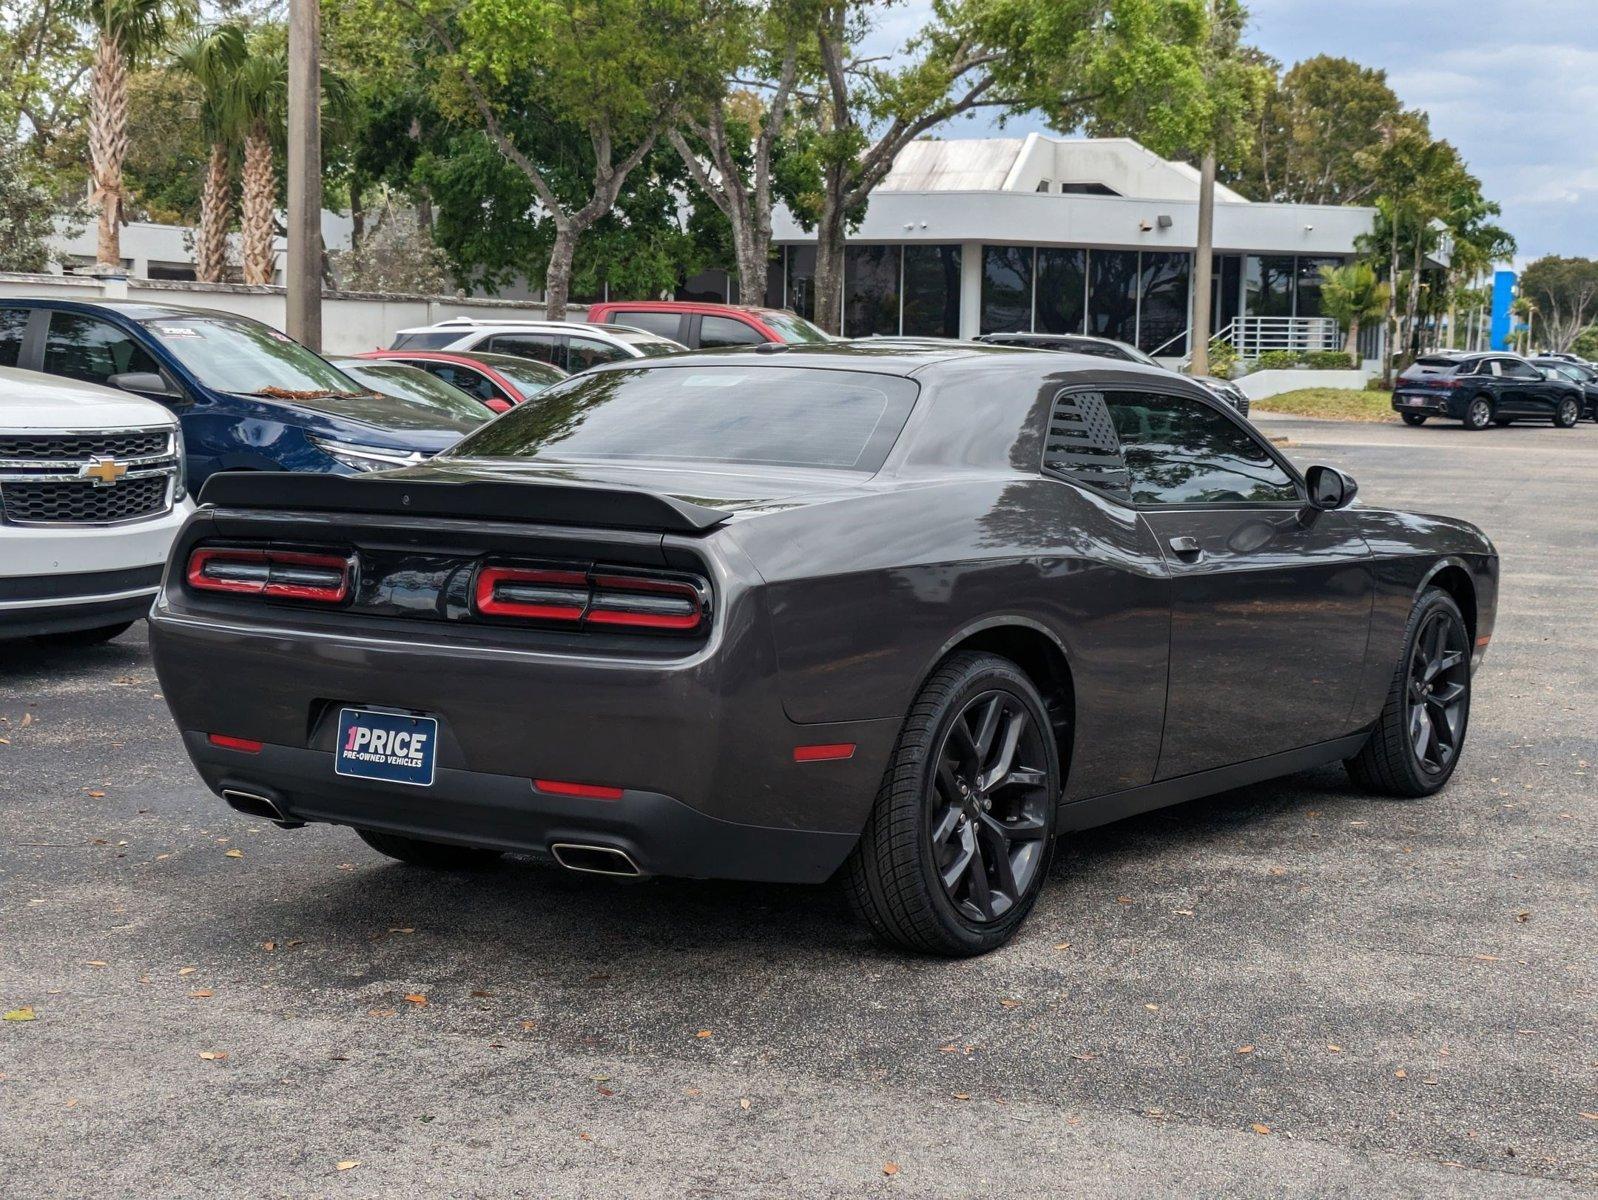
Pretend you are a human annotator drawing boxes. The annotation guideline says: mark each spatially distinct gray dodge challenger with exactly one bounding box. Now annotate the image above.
[149,344,1498,955]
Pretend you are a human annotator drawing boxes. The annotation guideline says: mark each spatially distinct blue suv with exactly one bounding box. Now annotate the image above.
[0,300,486,486]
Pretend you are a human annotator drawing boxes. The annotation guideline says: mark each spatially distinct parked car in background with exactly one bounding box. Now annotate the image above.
[151,344,1496,956]
[973,331,1251,416]
[3,300,485,485]
[356,350,566,413]
[587,300,832,348]
[388,317,683,372]
[329,357,493,423]
[1394,352,1585,429]
[1530,357,1598,420]
[0,366,193,644]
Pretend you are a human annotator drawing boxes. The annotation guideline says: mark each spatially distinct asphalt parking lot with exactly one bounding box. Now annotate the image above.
[2,415,1594,1199]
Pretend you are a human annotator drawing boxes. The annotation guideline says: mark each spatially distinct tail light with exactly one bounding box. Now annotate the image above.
[187,547,354,603]
[474,563,709,634]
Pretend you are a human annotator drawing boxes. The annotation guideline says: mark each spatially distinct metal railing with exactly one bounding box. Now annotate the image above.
[1215,316,1342,358]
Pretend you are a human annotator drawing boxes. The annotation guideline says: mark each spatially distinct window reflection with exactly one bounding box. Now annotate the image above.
[902,245,962,338]
[1087,251,1139,343]
[1137,252,1191,355]
[1035,249,1086,334]
[844,245,901,338]
[1107,392,1298,505]
[981,246,1033,333]
[42,314,161,385]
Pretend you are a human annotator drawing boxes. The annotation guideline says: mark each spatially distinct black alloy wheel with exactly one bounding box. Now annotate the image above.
[928,690,1052,924]
[1404,609,1470,775]
[1554,396,1581,428]
[1346,588,1471,797]
[1463,396,1493,430]
[845,651,1060,956]
[1401,412,1428,426]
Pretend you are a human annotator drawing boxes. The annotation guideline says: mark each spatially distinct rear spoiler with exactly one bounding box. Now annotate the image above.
[196,471,732,533]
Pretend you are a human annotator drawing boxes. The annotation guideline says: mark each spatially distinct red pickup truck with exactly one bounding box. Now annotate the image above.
[586,300,831,348]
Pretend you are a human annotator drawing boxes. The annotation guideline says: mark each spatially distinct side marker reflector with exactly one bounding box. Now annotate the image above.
[793,743,856,763]
[208,734,263,754]
[534,779,624,800]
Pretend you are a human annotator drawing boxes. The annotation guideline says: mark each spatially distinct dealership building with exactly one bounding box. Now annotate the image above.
[759,134,1380,359]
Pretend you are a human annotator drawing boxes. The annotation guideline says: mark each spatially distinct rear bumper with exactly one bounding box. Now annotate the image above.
[1392,392,1463,418]
[185,733,858,883]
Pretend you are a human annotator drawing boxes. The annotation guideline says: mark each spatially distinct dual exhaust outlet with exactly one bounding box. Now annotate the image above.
[220,789,641,877]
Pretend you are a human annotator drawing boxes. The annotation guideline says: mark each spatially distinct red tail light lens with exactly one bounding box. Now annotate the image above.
[207,733,263,753]
[475,567,589,621]
[534,779,624,800]
[187,547,354,603]
[473,563,708,634]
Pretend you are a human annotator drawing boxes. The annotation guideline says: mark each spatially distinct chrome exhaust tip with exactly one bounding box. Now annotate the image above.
[221,788,305,830]
[550,842,642,877]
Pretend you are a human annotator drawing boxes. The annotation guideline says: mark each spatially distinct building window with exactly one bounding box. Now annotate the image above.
[1061,182,1120,196]
[765,252,785,309]
[1212,255,1243,335]
[1294,257,1342,318]
[1035,248,1087,335]
[981,245,1033,333]
[844,245,902,338]
[785,244,818,321]
[1035,180,1053,193]
[1087,249,1139,344]
[677,268,731,303]
[902,244,961,338]
[1137,251,1191,355]
[1245,255,1296,317]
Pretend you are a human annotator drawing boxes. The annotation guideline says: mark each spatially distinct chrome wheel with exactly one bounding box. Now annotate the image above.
[1556,398,1580,427]
[1465,397,1492,429]
[1406,609,1469,775]
[928,690,1051,923]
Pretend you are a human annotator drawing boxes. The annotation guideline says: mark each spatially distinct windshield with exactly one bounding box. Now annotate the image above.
[446,365,918,472]
[473,354,566,395]
[144,315,365,396]
[604,329,682,358]
[333,360,490,423]
[759,310,831,344]
[391,331,463,350]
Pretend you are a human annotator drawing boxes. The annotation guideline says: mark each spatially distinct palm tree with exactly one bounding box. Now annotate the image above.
[231,39,287,285]
[170,23,246,283]
[74,0,194,268]
[1319,262,1389,359]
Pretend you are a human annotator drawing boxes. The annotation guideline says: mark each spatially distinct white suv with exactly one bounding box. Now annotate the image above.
[388,317,684,372]
[0,366,193,644]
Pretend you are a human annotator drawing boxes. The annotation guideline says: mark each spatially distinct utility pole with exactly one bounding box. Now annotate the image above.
[286,0,322,350]
[1190,149,1216,376]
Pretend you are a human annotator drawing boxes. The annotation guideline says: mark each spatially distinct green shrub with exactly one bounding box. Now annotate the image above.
[1256,350,1302,371]
[1304,350,1355,370]
[1206,338,1237,377]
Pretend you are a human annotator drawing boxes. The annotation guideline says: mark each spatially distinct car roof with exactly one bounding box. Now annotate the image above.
[3,297,246,323]
[368,348,564,372]
[395,317,625,336]
[591,300,779,317]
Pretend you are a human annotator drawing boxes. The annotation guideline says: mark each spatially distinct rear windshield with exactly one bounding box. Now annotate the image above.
[1408,356,1463,373]
[445,365,918,472]
[391,331,464,350]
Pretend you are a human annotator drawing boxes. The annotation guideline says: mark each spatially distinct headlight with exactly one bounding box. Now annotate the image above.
[171,424,187,501]
[307,436,426,473]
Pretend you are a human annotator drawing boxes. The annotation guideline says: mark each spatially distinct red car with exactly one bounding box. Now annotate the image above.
[586,300,830,349]
[356,350,567,414]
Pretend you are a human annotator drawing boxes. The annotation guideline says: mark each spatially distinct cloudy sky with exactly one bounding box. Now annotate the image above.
[882,1,1595,264]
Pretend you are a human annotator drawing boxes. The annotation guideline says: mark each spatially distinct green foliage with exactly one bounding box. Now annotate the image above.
[1255,350,1301,370]
[65,0,195,65]
[1205,338,1236,377]
[1572,326,1598,362]
[330,202,454,293]
[123,66,209,222]
[1317,262,1387,327]
[1304,350,1355,369]
[0,137,76,271]
[1518,256,1598,353]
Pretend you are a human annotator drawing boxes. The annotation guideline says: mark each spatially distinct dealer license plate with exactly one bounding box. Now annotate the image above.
[334,708,438,787]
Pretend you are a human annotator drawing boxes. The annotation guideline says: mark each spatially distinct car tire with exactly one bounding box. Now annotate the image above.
[844,651,1060,957]
[1345,588,1471,798]
[1463,396,1493,430]
[1553,397,1581,428]
[356,828,504,870]
[1400,412,1427,426]
[34,621,136,647]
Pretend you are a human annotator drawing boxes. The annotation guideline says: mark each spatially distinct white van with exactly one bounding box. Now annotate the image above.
[0,366,193,644]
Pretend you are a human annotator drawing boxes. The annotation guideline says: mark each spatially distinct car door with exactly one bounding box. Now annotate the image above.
[1494,358,1546,415]
[1102,389,1374,779]
[697,314,768,349]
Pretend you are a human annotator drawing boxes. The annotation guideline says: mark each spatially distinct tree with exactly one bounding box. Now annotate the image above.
[379,0,736,319]
[169,23,246,281]
[1318,262,1387,356]
[329,194,453,292]
[1239,55,1403,205]
[1518,257,1598,355]
[232,33,286,284]
[667,2,805,303]
[68,0,194,267]
[0,137,77,271]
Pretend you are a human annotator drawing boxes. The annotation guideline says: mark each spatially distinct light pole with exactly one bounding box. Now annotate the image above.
[286,0,322,350]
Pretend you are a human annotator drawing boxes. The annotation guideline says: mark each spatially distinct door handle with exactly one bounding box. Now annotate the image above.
[1168,535,1202,559]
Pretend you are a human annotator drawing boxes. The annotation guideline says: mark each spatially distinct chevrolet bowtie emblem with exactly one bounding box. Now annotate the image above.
[80,456,129,486]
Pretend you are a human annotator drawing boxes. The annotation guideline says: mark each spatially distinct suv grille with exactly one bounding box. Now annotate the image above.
[0,426,180,525]
[0,475,171,524]
[0,430,171,461]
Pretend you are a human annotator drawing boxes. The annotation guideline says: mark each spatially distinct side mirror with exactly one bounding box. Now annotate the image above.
[109,371,180,399]
[1305,464,1358,511]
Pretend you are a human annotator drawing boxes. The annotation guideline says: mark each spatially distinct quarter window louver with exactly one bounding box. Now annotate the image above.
[1043,389,1130,498]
